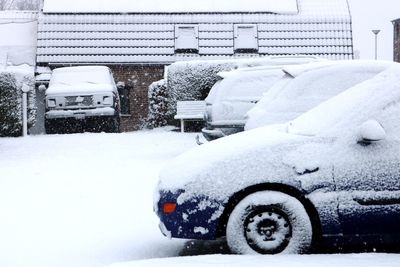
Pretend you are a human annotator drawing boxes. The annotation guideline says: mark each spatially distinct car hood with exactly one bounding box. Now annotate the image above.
[46,83,116,95]
[158,125,334,203]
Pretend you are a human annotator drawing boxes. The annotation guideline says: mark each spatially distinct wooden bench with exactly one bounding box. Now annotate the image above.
[174,101,206,132]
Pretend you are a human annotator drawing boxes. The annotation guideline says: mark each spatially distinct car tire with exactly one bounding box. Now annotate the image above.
[105,117,120,133]
[45,119,58,134]
[226,190,312,255]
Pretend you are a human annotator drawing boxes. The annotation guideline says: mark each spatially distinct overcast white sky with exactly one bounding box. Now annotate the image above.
[348,0,400,60]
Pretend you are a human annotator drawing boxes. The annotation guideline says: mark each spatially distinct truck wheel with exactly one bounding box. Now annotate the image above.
[226,191,312,254]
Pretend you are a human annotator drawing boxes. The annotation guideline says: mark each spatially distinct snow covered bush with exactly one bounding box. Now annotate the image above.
[147,79,169,128]
[165,61,236,121]
[0,72,36,137]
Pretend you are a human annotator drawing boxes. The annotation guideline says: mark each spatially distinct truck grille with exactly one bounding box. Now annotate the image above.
[65,95,93,107]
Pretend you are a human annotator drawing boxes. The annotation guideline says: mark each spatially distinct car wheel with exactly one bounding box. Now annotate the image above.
[226,190,312,254]
[45,120,58,134]
[105,117,120,133]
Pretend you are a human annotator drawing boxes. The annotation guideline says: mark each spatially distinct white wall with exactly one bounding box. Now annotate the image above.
[0,12,38,66]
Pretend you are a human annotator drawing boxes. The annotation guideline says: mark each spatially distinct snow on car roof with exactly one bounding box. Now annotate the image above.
[43,0,299,14]
[282,60,392,78]
[288,65,400,138]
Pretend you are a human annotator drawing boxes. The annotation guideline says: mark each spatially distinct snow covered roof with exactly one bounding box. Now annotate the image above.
[37,0,353,64]
[43,0,299,14]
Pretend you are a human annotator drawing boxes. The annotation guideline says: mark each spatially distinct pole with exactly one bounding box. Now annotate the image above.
[21,84,31,137]
[372,30,381,60]
[22,91,28,137]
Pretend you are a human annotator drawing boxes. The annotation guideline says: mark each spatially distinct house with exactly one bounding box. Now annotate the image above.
[36,0,353,132]
[393,18,400,63]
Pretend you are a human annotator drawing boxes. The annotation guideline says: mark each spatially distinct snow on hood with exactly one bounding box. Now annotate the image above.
[46,84,116,95]
[158,125,326,203]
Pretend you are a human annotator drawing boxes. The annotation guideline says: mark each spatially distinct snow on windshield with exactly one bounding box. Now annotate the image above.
[245,62,392,130]
[209,68,284,103]
[288,65,400,139]
[49,66,113,86]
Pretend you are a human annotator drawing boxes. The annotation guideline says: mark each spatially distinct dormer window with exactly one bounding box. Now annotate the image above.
[234,24,258,53]
[175,25,199,53]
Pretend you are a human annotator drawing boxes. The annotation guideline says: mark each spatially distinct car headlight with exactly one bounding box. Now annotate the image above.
[103,96,113,105]
[47,99,56,108]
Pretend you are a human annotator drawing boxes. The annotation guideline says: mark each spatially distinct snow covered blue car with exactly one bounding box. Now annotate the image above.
[154,66,400,254]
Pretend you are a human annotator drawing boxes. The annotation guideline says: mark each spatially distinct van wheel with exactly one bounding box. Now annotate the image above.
[226,191,312,254]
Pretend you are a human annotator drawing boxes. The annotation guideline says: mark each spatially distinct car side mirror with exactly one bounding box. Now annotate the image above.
[358,120,386,145]
[117,81,125,89]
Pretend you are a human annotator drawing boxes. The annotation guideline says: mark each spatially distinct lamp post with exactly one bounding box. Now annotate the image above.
[372,30,381,60]
[21,84,31,137]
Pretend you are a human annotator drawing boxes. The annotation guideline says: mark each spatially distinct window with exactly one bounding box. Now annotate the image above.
[175,25,199,53]
[234,24,258,53]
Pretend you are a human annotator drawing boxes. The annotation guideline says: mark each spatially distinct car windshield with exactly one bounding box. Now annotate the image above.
[287,66,400,138]
[206,68,284,104]
[50,67,112,86]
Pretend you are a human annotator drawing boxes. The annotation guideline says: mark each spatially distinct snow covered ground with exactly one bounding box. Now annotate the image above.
[0,128,399,267]
[0,128,195,267]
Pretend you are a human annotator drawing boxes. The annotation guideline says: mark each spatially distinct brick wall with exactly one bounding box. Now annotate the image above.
[109,65,165,132]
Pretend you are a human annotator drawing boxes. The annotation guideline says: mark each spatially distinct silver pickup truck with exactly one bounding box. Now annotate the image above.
[44,66,121,134]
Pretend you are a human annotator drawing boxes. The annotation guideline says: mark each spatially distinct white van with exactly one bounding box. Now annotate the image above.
[44,66,121,134]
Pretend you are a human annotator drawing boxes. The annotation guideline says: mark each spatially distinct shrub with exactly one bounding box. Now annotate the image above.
[0,72,36,137]
[147,79,169,128]
[165,61,235,122]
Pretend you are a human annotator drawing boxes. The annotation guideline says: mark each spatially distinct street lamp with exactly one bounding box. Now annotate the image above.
[372,30,381,60]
